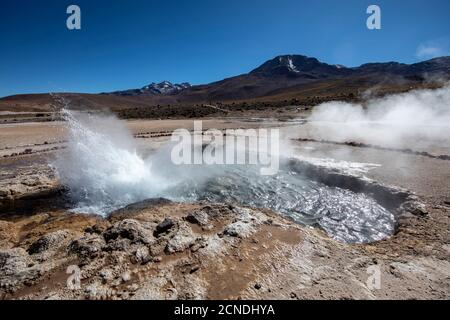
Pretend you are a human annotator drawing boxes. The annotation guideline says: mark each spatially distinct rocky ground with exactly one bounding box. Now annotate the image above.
[0,114,449,300]
[0,197,448,300]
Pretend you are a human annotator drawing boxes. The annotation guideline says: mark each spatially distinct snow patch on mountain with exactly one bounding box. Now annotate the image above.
[287,57,300,73]
[278,56,300,73]
[142,81,191,94]
[107,81,191,96]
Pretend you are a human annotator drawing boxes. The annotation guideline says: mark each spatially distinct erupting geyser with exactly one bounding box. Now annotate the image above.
[53,109,395,243]
[53,109,174,213]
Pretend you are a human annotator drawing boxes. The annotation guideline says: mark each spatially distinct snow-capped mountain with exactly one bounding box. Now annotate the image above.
[97,54,450,102]
[250,55,349,77]
[142,81,191,94]
[108,81,191,96]
[285,56,300,73]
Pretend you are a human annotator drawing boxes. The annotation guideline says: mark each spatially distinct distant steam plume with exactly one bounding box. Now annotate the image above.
[307,84,450,148]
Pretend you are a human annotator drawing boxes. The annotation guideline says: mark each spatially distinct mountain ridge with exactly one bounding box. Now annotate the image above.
[107,81,191,96]
[101,54,450,99]
[1,54,449,112]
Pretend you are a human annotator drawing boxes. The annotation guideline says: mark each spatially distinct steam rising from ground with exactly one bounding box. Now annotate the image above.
[54,110,172,213]
[49,85,450,242]
[307,84,450,147]
[54,110,272,214]
[53,109,396,243]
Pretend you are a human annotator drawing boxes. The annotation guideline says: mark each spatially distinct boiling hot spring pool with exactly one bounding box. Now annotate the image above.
[55,110,396,244]
[63,157,395,244]
[167,161,394,244]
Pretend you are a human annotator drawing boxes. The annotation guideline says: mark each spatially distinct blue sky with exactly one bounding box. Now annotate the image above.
[0,0,449,97]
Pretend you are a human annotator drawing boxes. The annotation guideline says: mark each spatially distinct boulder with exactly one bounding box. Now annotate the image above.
[103,238,131,252]
[154,218,175,236]
[104,219,153,244]
[402,201,428,216]
[134,246,151,264]
[185,211,209,226]
[165,223,197,254]
[223,221,255,238]
[68,234,105,259]
[28,230,71,254]
[0,248,32,276]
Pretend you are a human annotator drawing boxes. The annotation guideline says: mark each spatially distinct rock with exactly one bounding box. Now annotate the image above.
[402,201,428,216]
[120,292,130,300]
[68,234,105,259]
[28,230,71,254]
[134,246,150,264]
[99,268,114,281]
[154,218,174,236]
[222,208,262,238]
[0,220,17,249]
[254,283,262,290]
[148,238,168,257]
[202,225,213,231]
[0,190,10,198]
[85,221,111,235]
[0,248,32,276]
[84,284,99,300]
[189,243,201,253]
[104,219,153,244]
[190,265,200,274]
[128,283,139,292]
[121,271,131,282]
[165,223,197,254]
[104,238,131,252]
[185,211,209,226]
[190,237,208,253]
[0,248,42,291]
[109,198,172,217]
[223,221,254,238]
[199,205,232,218]
[84,227,94,234]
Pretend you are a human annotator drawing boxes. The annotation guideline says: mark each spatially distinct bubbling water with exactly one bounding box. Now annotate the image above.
[53,110,395,243]
[168,164,394,243]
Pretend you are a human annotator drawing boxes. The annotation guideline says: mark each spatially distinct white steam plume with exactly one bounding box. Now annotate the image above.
[52,110,280,215]
[306,84,450,149]
[53,110,176,214]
